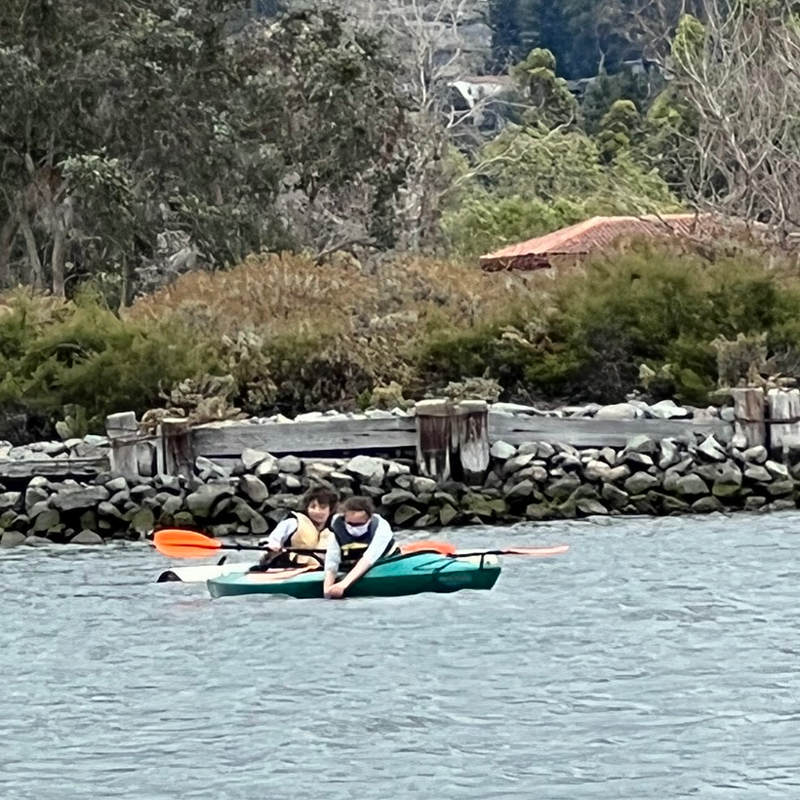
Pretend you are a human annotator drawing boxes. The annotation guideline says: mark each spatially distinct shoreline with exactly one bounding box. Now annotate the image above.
[1,400,798,546]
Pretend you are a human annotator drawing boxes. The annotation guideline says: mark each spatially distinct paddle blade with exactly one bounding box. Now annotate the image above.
[498,545,570,557]
[153,529,223,559]
[400,540,456,555]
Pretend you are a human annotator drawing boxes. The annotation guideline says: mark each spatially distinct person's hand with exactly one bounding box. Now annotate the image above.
[325,583,346,599]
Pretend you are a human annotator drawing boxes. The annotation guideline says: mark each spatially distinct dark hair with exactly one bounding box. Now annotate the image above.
[341,495,375,516]
[301,485,339,512]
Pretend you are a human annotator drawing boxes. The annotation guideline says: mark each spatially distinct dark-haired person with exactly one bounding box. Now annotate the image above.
[251,485,339,571]
[323,495,398,599]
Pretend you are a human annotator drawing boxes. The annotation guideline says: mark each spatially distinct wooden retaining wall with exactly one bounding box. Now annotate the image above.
[4,387,799,483]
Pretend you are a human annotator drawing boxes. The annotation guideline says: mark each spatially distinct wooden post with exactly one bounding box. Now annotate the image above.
[768,388,800,457]
[158,417,194,479]
[730,387,766,450]
[453,400,489,485]
[106,412,140,480]
[415,399,452,482]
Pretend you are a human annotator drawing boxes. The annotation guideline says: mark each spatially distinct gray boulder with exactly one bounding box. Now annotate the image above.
[185,483,235,517]
[51,486,109,512]
[624,473,660,495]
[490,441,517,460]
[71,530,105,545]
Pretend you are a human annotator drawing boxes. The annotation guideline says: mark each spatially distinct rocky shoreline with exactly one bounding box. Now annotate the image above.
[1,412,799,546]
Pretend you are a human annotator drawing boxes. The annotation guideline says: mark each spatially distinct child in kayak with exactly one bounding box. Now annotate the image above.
[252,485,339,571]
[323,495,399,599]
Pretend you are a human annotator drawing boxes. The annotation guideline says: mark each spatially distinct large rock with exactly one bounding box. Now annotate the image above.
[595,403,641,420]
[624,434,658,456]
[410,476,438,495]
[536,442,556,459]
[254,455,280,479]
[240,475,269,504]
[745,496,767,511]
[696,435,727,462]
[767,480,794,496]
[658,439,681,470]
[506,480,535,501]
[0,531,26,547]
[765,460,790,480]
[621,451,654,468]
[605,465,632,484]
[277,455,302,475]
[650,400,690,419]
[742,446,768,464]
[345,455,386,486]
[51,486,109,512]
[70,530,105,545]
[502,453,535,476]
[624,472,660,495]
[691,496,723,513]
[25,481,50,513]
[394,504,422,526]
[105,477,129,494]
[381,489,418,506]
[544,475,581,501]
[32,509,61,534]
[744,465,772,483]
[185,483,234,518]
[601,483,629,509]
[305,463,336,482]
[490,440,517,460]
[439,504,458,526]
[515,464,549,483]
[131,507,156,534]
[676,474,709,496]
[576,498,609,516]
[583,460,611,482]
[241,448,273,471]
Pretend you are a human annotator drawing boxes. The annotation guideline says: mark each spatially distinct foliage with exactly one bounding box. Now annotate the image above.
[441,124,681,257]
[0,290,214,435]
[0,2,408,299]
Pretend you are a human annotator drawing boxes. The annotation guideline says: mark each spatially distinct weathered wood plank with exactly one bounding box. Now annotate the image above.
[415,399,452,482]
[768,388,800,454]
[730,387,765,449]
[106,411,140,480]
[159,417,194,479]
[489,414,733,448]
[454,400,489,485]
[0,457,109,480]
[192,416,417,457]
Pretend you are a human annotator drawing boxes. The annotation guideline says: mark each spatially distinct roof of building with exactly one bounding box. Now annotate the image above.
[479,214,709,270]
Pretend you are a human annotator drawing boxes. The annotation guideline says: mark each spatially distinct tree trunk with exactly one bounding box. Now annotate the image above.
[51,215,66,297]
[18,213,45,290]
[0,215,19,289]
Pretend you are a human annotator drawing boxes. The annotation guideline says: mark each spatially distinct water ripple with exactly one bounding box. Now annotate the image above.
[3,513,800,798]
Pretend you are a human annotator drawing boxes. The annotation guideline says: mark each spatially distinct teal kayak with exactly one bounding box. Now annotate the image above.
[206,551,501,599]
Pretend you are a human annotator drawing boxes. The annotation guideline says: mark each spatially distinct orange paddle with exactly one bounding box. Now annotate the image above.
[403,540,570,558]
[153,529,569,561]
[152,529,325,560]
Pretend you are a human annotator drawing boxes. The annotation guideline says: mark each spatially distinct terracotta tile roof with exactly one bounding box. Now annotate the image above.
[480,214,711,271]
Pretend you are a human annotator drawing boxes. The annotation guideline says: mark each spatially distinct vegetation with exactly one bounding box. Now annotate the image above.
[4,242,800,442]
[3,0,800,442]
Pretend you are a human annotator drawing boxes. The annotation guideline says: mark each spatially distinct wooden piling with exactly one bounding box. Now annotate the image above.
[767,388,800,456]
[158,417,194,479]
[415,399,452,482]
[106,411,140,480]
[453,400,490,485]
[730,387,766,450]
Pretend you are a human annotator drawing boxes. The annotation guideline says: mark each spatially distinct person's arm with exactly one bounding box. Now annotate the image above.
[331,517,395,596]
[265,518,298,550]
[323,537,341,597]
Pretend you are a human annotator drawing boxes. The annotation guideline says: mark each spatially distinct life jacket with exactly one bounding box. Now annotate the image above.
[329,514,398,570]
[284,511,331,569]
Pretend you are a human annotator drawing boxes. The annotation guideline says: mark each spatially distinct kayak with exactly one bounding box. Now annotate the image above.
[157,562,251,583]
[206,551,501,599]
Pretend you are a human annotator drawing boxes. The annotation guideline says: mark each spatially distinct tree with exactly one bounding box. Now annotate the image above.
[667,1,800,233]
[0,2,409,301]
[511,48,580,128]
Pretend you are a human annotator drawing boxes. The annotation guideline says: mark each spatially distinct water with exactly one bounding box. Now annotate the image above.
[3,513,800,799]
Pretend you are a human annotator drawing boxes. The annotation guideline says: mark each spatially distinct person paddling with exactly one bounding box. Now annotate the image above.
[251,486,338,571]
[323,495,399,599]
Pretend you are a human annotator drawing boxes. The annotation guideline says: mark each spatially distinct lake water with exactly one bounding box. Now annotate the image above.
[3,512,800,799]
